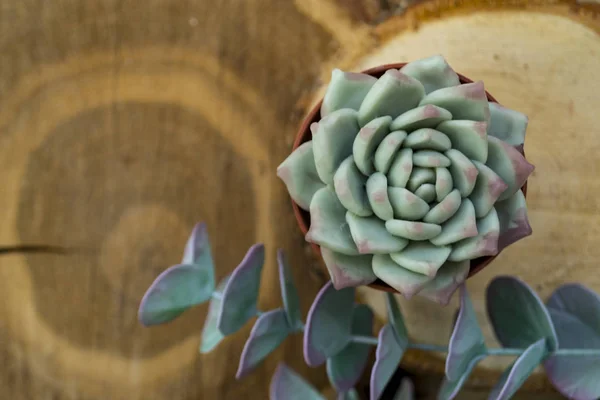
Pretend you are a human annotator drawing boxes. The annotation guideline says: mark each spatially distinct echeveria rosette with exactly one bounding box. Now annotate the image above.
[278,55,534,304]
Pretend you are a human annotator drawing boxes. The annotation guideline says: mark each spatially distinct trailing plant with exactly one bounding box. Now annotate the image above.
[277,55,534,303]
[138,224,600,400]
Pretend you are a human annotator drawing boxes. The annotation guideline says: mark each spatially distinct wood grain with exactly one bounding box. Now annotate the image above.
[1,0,598,399]
[0,1,333,399]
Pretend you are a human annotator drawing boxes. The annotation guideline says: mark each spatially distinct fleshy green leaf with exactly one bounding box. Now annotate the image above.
[366,172,394,221]
[199,274,230,353]
[138,263,215,326]
[419,81,490,123]
[413,150,451,168]
[399,55,460,94]
[430,199,478,246]
[385,219,441,241]
[404,129,451,152]
[437,120,488,163]
[270,364,326,400]
[327,304,374,392]
[415,184,436,203]
[313,108,360,185]
[353,116,392,175]
[277,141,326,210]
[488,102,528,147]
[488,338,547,400]
[445,149,478,197]
[486,136,534,201]
[303,281,355,367]
[418,261,469,305]
[388,148,414,188]
[438,355,486,400]
[334,156,372,216]
[495,190,532,252]
[469,161,508,218]
[321,69,377,117]
[388,187,430,221]
[346,212,409,254]
[237,309,291,379]
[423,189,461,225]
[277,250,303,331]
[446,285,486,381]
[372,254,433,298]
[544,284,600,400]
[321,248,376,289]
[374,130,407,174]
[386,292,409,348]
[370,324,407,400]
[449,207,500,262]
[306,187,359,255]
[390,105,453,131]
[358,69,425,126]
[390,241,451,277]
[217,244,265,335]
[486,276,558,350]
[407,167,437,192]
[435,167,453,202]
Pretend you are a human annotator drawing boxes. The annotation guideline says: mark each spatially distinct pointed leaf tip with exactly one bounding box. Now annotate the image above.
[270,364,325,400]
[488,339,547,400]
[321,248,377,289]
[138,262,215,326]
[277,250,303,331]
[370,324,407,400]
[217,244,265,335]
[446,285,486,381]
[303,281,355,367]
[200,274,230,353]
[236,309,291,379]
[327,304,374,392]
[277,141,325,211]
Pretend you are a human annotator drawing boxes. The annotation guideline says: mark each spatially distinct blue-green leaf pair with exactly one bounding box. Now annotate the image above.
[370,293,409,400]
[235,250,304,378]
[138,223,216,326]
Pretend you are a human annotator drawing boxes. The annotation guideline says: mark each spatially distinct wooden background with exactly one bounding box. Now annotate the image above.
[1,0,599,399]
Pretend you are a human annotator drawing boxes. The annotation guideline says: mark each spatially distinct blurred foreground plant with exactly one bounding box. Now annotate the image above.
[138,223,600,400]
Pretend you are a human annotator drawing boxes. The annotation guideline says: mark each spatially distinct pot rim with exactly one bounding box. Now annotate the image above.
[290,62,528,293]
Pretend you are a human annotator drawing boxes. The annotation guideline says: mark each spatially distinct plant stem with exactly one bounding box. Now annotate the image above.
[211,291,222,301]
[349,336,600,357]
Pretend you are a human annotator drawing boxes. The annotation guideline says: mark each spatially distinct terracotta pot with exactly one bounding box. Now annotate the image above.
[291,63,528,293]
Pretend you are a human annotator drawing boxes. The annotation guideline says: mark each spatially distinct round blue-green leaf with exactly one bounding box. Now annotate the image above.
[438,354,486,400]
[199,274,230,353]
[385,293,408,349]
[270,363,325,400]
[138,263,215,326]
[486,276,558,350]
[327,304,374,392]
[489,338,547,400]
[544,284,600,400]
[446,285,486,381]
[303,281,355,367]
[217,244,265,335]
[278,249,303,331]
[236,308,291,379]
[370,324,407,400]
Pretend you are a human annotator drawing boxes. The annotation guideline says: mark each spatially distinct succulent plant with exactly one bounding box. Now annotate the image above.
[277,55,535,304]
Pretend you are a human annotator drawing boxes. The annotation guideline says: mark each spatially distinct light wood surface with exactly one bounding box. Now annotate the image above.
[0,0,598,399]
